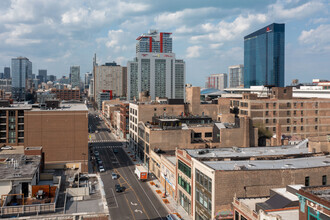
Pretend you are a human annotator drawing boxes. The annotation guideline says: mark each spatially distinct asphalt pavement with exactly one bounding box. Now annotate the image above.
[88,107,169,220]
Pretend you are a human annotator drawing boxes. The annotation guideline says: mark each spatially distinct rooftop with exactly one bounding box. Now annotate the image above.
[203,155,330,171]
[186,140,309,159]
[302,185,330,202]
[31,103,88,111]
[0,154,41,180]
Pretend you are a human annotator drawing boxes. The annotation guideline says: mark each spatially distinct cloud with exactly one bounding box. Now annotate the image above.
[268,0,325,20]
[186,46,202,58]
[299,24,330,52]
[190,13,267,43]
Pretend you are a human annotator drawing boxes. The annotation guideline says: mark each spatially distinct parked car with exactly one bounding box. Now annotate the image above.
[112,172,118,180]
[113,149,118,154]
[1,145,13,150]
[99,166,105,172]
[115,184,123,192]
[94,151,99,157]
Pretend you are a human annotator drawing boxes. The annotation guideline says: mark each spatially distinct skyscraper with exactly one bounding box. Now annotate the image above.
[84,72,93,89]
[11,57,32,101]
[136,30,172,53]
[4,67,10,79]
[244,23,285,88]
[38,69,47,83]
[127,30,185,100]
[70,66,80,89]
[205,73,228,90]
[228,65,244,88]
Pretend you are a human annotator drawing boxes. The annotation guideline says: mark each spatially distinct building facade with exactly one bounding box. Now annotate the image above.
[38,69,47,83]
[228,65,244,88]
[70,66,80,89]
[11,57,32,101]
[229,87,330,141]
[136,30,172,53]
[206,73,228,91]
[93,62,127,105]
[4,67,10,79]
[127,30,185,101]
[244,23,285,88]
[51,88,80,101]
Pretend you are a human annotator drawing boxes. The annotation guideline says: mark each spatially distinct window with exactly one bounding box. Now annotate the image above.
[163,108,166,111]
[301,118,303,123]
[178,160,191,178]
[301,111,304,115]
[205,132,212,138]
[305,176,310,186]
[266,103,269,108]
[265,111,269,116]
[287,111,290,116]
[301,126,304,131]
[154,108,157,111]
[273,127,276,132]
[287,102,290,107]
[322,175,327,185]
[294,110,296,116]
[284,89,287,93]
[194,133,202,138]
[294,126,296,131]
[273,111,276,115]
[287,127,290,132]
[273,103,276,108]
[287,118,290,123]
[315,118,318,122]
[235,211,239,220]
[315,126,318,130]
[294,103,297,107]
[315,110,318,114]
[273,119,276,123]
[301,103,303,107]
[266,119,269,124]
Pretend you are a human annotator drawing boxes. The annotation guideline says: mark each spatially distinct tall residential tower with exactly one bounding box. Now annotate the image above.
[244,23,285,88]
[228,65,244,88]
[127,30,185,100]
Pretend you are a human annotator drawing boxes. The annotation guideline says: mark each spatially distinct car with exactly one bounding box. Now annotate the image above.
[115,184,123,192]
[166,214,182,220]
[97,159,103,166]
[95,130,99,133]
[94,151,99,156]
[111,172,118,180]
[113,149,118,154]
[99,166,105,172]
[1,146,13,150]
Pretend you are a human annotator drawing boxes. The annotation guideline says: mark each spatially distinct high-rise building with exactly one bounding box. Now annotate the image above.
[205,73,227,91]
[4,67,10,79]
[84,72,92,89]
[244,23,285,88]
[38,69,47,83]
[0,73,3,79]
[228,65,244,88]
[11,57,32,101]
[93,62,127,106]
[48,75,56,82]
[70,66,80,89]
[128,30,185,100]
[136,30,172,53]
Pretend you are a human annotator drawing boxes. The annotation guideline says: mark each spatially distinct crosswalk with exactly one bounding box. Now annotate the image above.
[93,145,122,149]
[89,140,118,143]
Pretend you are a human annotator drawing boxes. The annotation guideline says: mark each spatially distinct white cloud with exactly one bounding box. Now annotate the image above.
[299,24,330,52]
[190,13,267,43]
[268,0,325,20]
[186,46,202,58]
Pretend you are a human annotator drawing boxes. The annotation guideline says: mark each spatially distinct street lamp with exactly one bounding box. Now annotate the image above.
[163,173,167,198]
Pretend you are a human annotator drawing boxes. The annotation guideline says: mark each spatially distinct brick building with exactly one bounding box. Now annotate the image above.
[51,88,80,101]
[297,185,330,220]
[228,87,330,143]
[119,103,129,139]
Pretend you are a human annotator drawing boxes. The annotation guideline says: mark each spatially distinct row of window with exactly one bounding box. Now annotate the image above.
[196,169,212,193]
[305,175,327,186]
[178,175,191,194]
[178,160,191,178]
[129,108,137,116]
[266,125,319,132]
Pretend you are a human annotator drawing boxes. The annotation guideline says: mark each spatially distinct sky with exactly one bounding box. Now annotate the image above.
[0,0,329,86]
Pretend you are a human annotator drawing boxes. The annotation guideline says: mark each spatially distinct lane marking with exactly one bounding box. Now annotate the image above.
[131,202,137,206]
[134,209,143,214]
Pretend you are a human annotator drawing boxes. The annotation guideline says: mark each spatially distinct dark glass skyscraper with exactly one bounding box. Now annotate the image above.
[244,23,285,88]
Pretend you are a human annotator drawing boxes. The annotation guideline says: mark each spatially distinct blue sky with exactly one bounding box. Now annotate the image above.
[0,0,329,86]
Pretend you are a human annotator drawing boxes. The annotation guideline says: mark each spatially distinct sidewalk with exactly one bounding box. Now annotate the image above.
[123,145,192,220]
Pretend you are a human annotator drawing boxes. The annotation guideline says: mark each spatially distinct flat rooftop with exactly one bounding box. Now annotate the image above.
[0,154,41,180]
[31,103,88,111]
[302,186,330,202]
[186,140,309,159]
[203,156,330,171]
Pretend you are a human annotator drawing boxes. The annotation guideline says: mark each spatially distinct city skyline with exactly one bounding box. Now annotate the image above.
[0,0,329,86]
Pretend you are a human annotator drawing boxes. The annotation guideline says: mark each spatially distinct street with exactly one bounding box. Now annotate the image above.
[88,107,169,220]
